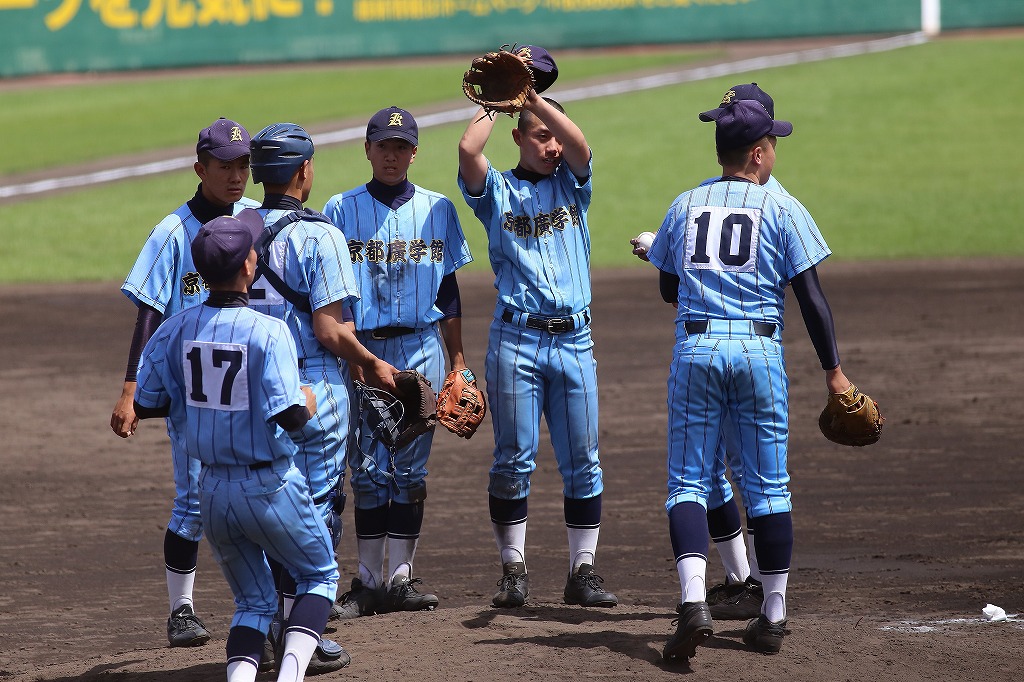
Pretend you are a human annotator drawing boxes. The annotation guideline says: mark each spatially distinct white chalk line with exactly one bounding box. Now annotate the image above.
[0,33,927,201]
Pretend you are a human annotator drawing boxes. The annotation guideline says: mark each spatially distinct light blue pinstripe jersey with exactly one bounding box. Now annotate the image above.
[135,304,303,466]
[459,159,593,316]
[700,174,788,196]
[322,184,473,330]
[647,179,830,336]
[248,210,361,360]
[121,198,260,318]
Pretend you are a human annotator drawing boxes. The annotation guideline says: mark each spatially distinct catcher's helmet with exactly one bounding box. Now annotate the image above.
[250,123,314,185]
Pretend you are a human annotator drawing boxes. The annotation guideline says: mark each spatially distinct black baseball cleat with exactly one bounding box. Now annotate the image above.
[563,563,618,608]
[331,577,384,620]
[166,603,211,648]
[307,638,351,675]
[708,576,763,620]
[743,614,787,654]
[492,561,530,608]
[384,576,439,612]
[663,601,713,662]
[267,614,351,675]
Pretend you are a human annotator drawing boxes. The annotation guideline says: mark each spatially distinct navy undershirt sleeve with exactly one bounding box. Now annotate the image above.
[125,304,163,383]
[435,272,462,318]
[791,267,841,370]
[134,401,170,419]
[273,404,311,432]
[659,270,680,304]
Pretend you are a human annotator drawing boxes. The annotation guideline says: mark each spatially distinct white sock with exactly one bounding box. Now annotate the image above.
[167,568,196,613]
[492,520,527,566]
[227,659,258,682]
[356,537,386,589]
[746,532,762,582]
[715,533,750,584]
[760,572,789,623]
[387,537,417,584]
[566,526,600,573]
[677,555,708,603]
[276,629,319,682]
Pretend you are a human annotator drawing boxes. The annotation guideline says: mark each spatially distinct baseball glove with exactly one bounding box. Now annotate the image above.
[354,370,436,452]
[462,47,535,115]
[391,369,438,449]
[437,368,487,439]
[818,384,884,447]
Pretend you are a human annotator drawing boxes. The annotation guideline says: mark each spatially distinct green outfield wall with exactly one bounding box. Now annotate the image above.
[1,0,1021,78]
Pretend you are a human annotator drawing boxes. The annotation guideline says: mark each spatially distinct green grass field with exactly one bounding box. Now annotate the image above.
[1,35,1022,283]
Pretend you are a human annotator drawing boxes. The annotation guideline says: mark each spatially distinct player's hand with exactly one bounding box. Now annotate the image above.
[825,365,853,395]
[111,382,139,438]
[300,385,317,416]
[362,358,400,392]
[630,232,655,261]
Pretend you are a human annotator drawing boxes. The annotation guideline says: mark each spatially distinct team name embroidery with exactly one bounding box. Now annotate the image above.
[500,204,581,239]
[348,238,444,264]
[182,271,209,297]
[389,112,403,127]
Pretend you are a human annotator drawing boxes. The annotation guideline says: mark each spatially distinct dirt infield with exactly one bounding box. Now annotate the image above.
[1,260,1022,681]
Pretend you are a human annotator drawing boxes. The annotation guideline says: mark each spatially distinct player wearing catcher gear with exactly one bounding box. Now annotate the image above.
[247,122,398,673]
[110,117,257,648]
[458,51,617,609]
[631,84,791,622]
[648,100,864,659]
[133,211,339,682]
[322,107,473,617]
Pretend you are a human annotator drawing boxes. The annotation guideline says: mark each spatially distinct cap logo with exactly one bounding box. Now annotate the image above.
[721,89,737,106]
[388,112,403,127]
[520,46,533,59]
[229,126,243,142]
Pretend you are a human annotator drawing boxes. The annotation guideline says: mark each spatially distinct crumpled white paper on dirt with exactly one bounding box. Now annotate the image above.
[982,603,1007,622]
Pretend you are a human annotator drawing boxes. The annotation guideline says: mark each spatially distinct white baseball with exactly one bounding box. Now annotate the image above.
[634,231,655,252]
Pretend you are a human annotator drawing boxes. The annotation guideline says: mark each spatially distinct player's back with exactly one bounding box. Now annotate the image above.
[248,209,359,360]
[657,180,829,327]
[147,304,300,467]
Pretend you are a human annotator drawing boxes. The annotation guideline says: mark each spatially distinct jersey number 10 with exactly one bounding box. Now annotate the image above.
[685,206,761,273]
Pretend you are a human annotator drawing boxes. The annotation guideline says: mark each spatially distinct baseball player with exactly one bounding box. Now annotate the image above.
[110,117,258,648]
[133,210,339,682]
[648,100,861,659]
[458,77,617,608]
[246,123,398,663]
[322,106,473,617]
[631,84,790,622]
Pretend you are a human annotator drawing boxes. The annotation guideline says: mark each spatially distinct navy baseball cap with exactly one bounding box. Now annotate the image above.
[700,83,775,122]
[519,45,558,94]
[366,106,418,145]
[196,118,251,161]
[191,208,264,283]
[715,100,793,152]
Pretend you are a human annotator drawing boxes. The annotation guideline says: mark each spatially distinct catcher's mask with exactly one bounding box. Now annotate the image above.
[351,381,403,492]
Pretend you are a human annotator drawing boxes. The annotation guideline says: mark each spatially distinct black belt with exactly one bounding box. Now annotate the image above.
[369,326,417,340]
[249,461,272,471]
[313,482,345,507]
[684,320,775,337]
[297,358,305,369]
[501,310,588,334]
